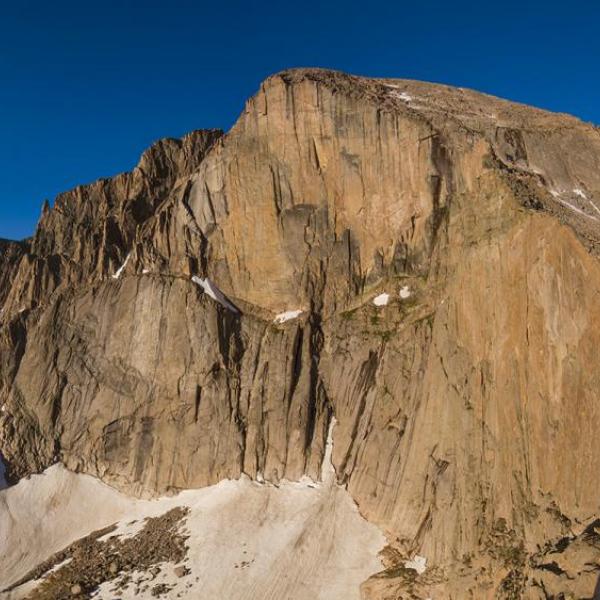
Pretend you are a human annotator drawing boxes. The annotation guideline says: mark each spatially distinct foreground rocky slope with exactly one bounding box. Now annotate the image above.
[1,68,600,598]
[1,424,385,600]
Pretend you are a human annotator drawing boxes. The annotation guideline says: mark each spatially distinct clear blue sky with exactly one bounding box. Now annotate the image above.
[1,0,599,240]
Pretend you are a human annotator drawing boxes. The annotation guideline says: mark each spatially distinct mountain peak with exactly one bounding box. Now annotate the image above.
[1,69,600,599]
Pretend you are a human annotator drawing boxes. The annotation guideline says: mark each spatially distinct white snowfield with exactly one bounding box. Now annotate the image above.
[373,293,390,306]
[112,252,131,279]
[191,276,239,313]
[0,421,385,600]
[273,309,303,324]
[404,554,427,575]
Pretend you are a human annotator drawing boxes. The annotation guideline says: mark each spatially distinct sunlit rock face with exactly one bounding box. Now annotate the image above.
[2,68,600,598]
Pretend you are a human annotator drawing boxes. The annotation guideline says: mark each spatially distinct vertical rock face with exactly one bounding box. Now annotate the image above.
[1,68,600,597]
[1,129,223,319]
[0,239,27,309]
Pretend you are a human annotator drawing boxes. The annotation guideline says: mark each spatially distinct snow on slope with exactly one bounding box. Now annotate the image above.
[373,293,390,306]
[273,309,303,324]
[0,421,385,600]
[112,253,131,279]
[191,276,239,313]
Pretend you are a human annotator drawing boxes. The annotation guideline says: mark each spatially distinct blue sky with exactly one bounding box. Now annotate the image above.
[1,0,599,240]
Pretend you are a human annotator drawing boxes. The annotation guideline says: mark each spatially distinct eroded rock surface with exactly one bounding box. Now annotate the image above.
[1,68,600,597]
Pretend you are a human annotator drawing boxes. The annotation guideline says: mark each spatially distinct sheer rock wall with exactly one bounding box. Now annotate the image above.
[2,69,600,597]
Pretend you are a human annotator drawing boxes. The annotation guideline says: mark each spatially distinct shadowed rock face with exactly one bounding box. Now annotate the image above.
[0,239,28,309]
[1,68,600,597]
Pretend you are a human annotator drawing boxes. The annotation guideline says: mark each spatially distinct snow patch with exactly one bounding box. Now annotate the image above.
[321,416,337,483]
[573,188,587,199]
[404,554,427,574]
[373,293,390,307]
[1,461,385,600]
[274,309,303,324]
[142,268,150,275]
[392,91,413,102]
[97,516,148,543]
[556,199,600,222]
[590,199,600,216]
[112,253,131,279]
[399,285,411,299]
[385,85,416,103]
[192,276,239,313]
[46,556,73,575]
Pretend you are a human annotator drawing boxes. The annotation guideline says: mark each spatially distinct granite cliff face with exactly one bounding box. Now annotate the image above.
[2,69,600,598]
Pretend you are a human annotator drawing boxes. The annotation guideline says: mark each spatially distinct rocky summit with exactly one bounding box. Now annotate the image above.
[1,68,600,599]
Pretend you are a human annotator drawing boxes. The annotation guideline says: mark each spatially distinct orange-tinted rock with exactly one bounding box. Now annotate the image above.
[2,69,600,597]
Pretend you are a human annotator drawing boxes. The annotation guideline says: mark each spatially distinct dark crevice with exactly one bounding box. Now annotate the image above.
[180,180,209,273]
[288,327,304,405]
[337,350,378,480]
[427,133,452,257]
[193,385,202,423]
[537,561,567,576]
[304,313,325,456]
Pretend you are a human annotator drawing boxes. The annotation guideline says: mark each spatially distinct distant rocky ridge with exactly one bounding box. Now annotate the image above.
[1,68,600,598]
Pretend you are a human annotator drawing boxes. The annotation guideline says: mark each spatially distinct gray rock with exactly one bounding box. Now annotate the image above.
[173,565,189,578]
